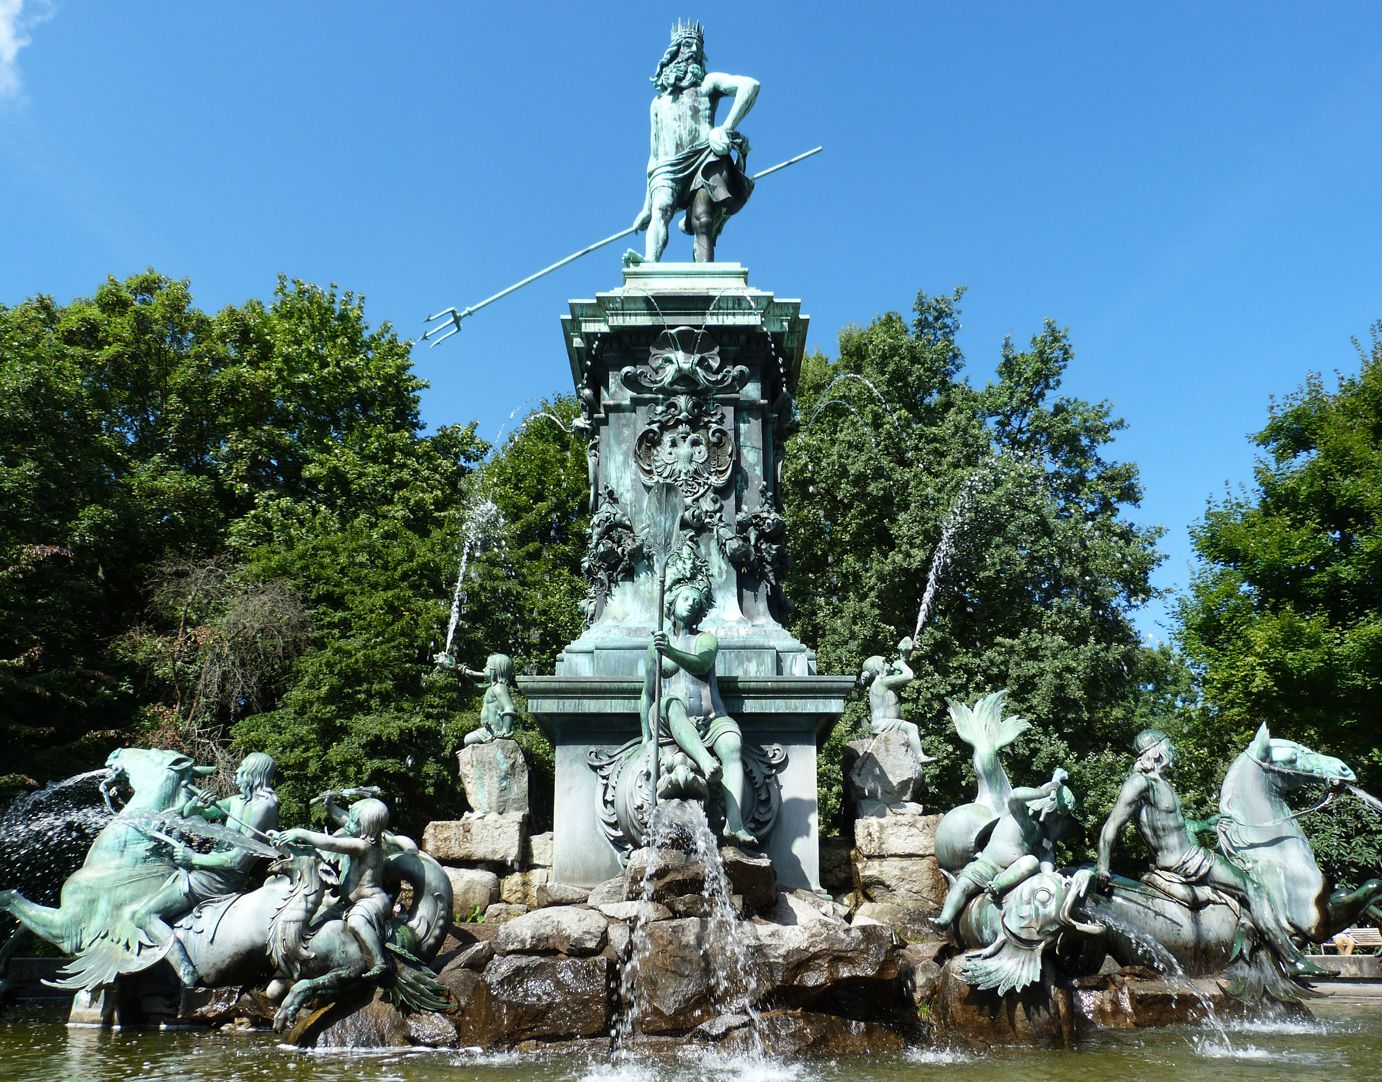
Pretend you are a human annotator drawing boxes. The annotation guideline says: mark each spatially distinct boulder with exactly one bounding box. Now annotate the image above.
[765,890,849,927]
[477,954,614,1043]
[438,939,495,976]
[844,730,926,814]
[424,814,526,866]
[586,875,626,906]
[720,846,777,911]
[501,868,549,907]
[854,856,948,910]
[1072,970,1251,1031]
[596,900,672,923]
[407,1011,460,1047]
[444,867,500,919]
[853,900,940,943]
[456,737,529,817]
[496,906,608,956]
[743,919,903,1009]
[535,880,590,907]
[933,957,1075,1048]
[289,988,411,1049]
[623,845,707,902]
[483,902,529,924]
[853,813,942,858]
[901,941,947,1009]
[623,917,716,1034]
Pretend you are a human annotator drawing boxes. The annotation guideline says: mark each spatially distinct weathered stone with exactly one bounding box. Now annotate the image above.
[496,906,608,956]
[933,958,1075,1048]
[480,954,614,1042]
[743,919,903,1008]
[525,830,555,868]
[424,814,526,866]
[586,875,626,906]
[536,880,591,907]
[721,845,777,911]
[623,845,707,901]
[854,813,941,858]
[597,900,672,923]
[1071,970,1251,1032]
[483,902,530,924]
[716,1008,908,1056]
[407,1011,459,1047]
[664,892,745,919]
[845,730,925,812]
[291,988,411,1049]
[443,866,500,919]
[457,737,530,817]
[901,942,947,1010]
[819,835,853,894]
[854,855,948,909]
[438,939,495,977]
[853,900,941,943]
[625,917,715,1033]
[501,868,549,907]
[765,889,849,927]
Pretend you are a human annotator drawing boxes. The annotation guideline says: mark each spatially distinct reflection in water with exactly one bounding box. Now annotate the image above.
[1,1001,1380,1082]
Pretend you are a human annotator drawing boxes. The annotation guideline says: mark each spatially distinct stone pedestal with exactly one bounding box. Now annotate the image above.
[844,731,925,817]
[520,264,849,892]
[457,737,529,817]
[851,811,947,919]
[423,815,526,868]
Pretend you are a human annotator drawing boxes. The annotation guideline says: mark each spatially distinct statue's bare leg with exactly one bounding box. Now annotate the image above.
[645,191,677,261]
[689,190,717,263]
[666,699,720,783]
[712,729,755,845]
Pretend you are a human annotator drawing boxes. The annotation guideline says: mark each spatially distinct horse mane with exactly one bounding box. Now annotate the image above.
[267,854,325,971]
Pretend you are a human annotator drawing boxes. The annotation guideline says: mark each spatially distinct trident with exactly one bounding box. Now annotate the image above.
[420,146,823,347]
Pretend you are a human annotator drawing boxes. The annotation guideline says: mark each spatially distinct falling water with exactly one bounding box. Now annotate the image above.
[0,770,111,903]
[442,497,504,658]
[1345,783,1382,814]
[614,801,763,1059]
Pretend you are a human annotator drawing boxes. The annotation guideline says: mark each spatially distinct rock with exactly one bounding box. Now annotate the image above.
[597,900,672,923]
[1072,970,1250,1031]
[478,954,614,1043]
[933,958,1075,1048]
[743,919,903,1009]
[720,845,777,911]
[624,917,716,1034]
[844,730,926,812]
[438,939,495,977]
[854,856,948,910]
[407,1011,459,1047]
[819,835,853,894]
[456,737,529,817]
[444,867,500,919]
[623,845,706,902]
[496,906,608,956]
[525,831,554,868]
[901,942,947,1009]
[424,814,526,866]
[587,875,625,906]
[501,868,549,907]
[290,988,411,1049]
[765,890,849,927]
[536,880,590,907]
[483,902,530,924]
[854,813,942,858]
[853,900,940,943]
[664,892,746,919]
[719,1009,908,1056]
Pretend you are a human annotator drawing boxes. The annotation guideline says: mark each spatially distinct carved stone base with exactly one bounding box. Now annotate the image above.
[457,738,529,818]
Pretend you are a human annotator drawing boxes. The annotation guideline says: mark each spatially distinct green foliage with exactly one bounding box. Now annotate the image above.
[783,289,1173,837]
[1177,324,1382,881]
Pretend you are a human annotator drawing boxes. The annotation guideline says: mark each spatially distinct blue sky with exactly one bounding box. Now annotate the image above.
[3,3,1381,639]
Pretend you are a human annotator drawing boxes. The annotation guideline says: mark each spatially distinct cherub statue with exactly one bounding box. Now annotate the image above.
[435,651,520,745]
[859,637,933,767]
[272,791,393,981]
[933,767,1076,931]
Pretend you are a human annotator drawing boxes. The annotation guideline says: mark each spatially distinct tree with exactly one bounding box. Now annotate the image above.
[1178,324,1382,882]
[782,289,1169,832]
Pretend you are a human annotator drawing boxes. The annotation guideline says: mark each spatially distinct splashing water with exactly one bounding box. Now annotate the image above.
[806,373,897,424]
[0,770,111,902]
[442,497,505,658]
[614,801,763,1061]
[1346,783,1382,815]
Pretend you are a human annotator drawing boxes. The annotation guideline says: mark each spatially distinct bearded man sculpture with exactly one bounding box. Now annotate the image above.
[628,21,759,264]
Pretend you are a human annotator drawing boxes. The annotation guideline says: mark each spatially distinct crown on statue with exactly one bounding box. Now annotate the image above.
[669,19,705,47]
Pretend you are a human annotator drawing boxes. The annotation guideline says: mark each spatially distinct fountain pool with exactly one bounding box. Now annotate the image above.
[2,998,1380,1082]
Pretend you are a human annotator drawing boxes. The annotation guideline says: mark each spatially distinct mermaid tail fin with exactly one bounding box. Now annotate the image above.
[947,690,1029,810]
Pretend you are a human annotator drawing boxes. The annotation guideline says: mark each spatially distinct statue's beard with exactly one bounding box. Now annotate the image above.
[657,58,705,92]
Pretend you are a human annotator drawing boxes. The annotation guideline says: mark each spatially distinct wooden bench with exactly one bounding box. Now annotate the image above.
[1326,927,1382,955]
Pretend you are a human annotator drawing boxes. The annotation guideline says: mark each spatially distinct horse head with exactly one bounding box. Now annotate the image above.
[1245,723,1355,792]
[102,747,215,813]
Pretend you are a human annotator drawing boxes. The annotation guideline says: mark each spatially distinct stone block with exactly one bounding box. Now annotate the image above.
[845,731,925,813]
[934,958,1075,1048]
[721,845,777,911]
[625,917,716,1034]
[742,920,903,1009]
[483,902,529,924]
[423,814,526,866]
[443,867,500,918]
[496,905,608,956]
[407,1011,459,1047]
[597,900,672,923]
[457,737,529,817]
[853,813,942,858]
[853,900,940,943]
[525,830,554,868]
[480,955,614,1042]
[501,868,549,907]
[536,880,591,907]
[765,890,849,927]
[854,855,948,910]
[623,845,708,902]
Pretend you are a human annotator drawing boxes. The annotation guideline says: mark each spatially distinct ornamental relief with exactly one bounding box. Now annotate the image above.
[633,393,735,501]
